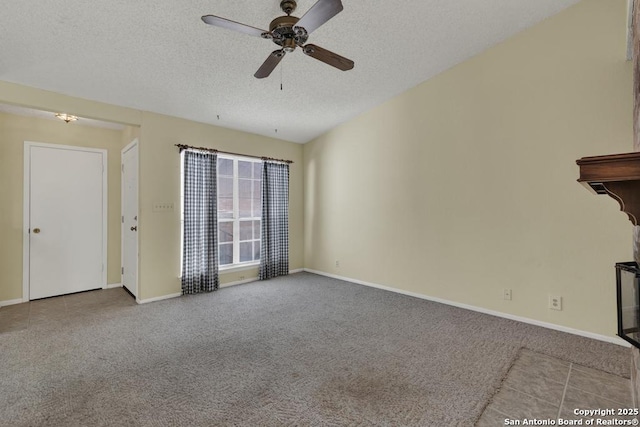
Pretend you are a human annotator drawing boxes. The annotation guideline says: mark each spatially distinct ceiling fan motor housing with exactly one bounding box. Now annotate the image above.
[267,15,308,48]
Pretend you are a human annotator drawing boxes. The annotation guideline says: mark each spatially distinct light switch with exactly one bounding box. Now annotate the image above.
[152,202,174,213]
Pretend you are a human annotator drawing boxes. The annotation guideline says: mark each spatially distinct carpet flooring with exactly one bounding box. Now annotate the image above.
[0,272,630,426]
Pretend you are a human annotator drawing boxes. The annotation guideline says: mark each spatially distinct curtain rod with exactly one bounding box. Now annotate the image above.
[175,144,293,164]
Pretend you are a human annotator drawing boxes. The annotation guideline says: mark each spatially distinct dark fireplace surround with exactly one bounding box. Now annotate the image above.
[616,262,640,348]
[577,152,640,348]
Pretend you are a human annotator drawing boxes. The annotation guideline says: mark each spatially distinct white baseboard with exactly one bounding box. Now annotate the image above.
[220,277,257,288]
[0,298,24,307]
[105,283,122,289]
[140,269,305,302]
[303,268,629,348]
[220,269,305,288]
[136,292,182,305]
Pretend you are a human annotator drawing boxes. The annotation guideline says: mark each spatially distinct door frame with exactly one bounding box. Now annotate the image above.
[22,141,108,302]
[121,138,139,300]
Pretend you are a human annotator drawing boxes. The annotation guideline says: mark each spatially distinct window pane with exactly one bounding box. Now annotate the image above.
[239,199,252,219]
[239,179,251,199]
[219,221,233,243]
[254,241,260,260]
[218,197,233,219]
[253,181,261,217]
[219,243,233,265]
[218,176,233,198]
[253,162,262,179]
[253,220,260,239]
[239,180,252,218]
[238,161,252,178]
[239,221,253,241]
[239,242,252,262]
[218,158,233,176]
[217,176,234,219]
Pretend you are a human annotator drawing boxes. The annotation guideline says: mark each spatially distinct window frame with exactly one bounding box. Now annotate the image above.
[217,154,262,271]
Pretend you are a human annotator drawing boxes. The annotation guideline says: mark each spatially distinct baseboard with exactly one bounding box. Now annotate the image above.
[220,269,305,288]
[136,292,182,305]
[220,277,257,288]
[105,283,122,289]
[304,268,630,348]
[0,298,24,307]
[141,269,305,302]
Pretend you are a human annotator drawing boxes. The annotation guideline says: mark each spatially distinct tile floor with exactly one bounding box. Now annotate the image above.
[0,287,136,334]
[477,349,636,426]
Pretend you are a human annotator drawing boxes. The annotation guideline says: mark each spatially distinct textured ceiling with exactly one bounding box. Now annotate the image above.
[0,0,581,143]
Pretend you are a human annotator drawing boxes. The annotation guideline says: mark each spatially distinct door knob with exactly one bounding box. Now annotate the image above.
[130,226,137,231]
[33,228,41,234]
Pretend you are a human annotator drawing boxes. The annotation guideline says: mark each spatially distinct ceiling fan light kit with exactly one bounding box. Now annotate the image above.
[201,0,354,79]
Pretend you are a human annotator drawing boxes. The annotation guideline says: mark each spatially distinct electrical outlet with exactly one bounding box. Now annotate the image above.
[335,260,340,267]
[549,295,562,311]
[503,289,512,300]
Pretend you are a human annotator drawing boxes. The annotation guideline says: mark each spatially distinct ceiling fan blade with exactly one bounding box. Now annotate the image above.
[201,15,268,38]
[294,0,343,35]
[303,44,353,71]
[255,50,286,79]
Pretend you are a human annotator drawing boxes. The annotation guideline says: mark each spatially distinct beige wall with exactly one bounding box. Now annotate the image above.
[304,0,633,337]
[0,95,303,302]
[0,0,631,340]
[0,112,124,301]
[136,112,304,300]
[122,125,141,149]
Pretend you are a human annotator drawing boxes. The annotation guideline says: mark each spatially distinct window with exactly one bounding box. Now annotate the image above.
[217,156,262,267]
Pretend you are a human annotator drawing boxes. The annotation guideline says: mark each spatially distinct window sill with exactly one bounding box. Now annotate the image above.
[178,262,259,279]
[219,262,260,274]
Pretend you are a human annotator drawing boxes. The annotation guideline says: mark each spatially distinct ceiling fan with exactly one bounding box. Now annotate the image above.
[201,0,354,79]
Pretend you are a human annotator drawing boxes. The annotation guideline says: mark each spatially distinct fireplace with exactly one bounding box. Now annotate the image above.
[617,262,640,348]
[577,152,640,405]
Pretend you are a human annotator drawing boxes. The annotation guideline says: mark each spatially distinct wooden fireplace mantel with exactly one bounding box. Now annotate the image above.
[577,152,640,225]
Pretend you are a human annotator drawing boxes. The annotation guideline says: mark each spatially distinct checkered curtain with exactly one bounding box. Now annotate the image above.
[181,150,219,294]
[259,161,289,280]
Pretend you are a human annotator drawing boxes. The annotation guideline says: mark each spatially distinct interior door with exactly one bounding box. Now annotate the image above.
[122,141,138,297]
[28,144,105,300]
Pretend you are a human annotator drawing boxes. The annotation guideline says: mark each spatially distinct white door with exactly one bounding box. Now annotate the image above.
[27,143,106,300]
[121,140,138,298]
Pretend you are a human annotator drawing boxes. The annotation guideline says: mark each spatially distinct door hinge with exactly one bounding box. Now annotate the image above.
[122,216,124,223]
[122,267,124,274]
[102,263,104,272]
[121,164,124,173]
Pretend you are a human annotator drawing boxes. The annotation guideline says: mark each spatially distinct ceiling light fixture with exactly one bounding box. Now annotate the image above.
[55,113,78,123]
